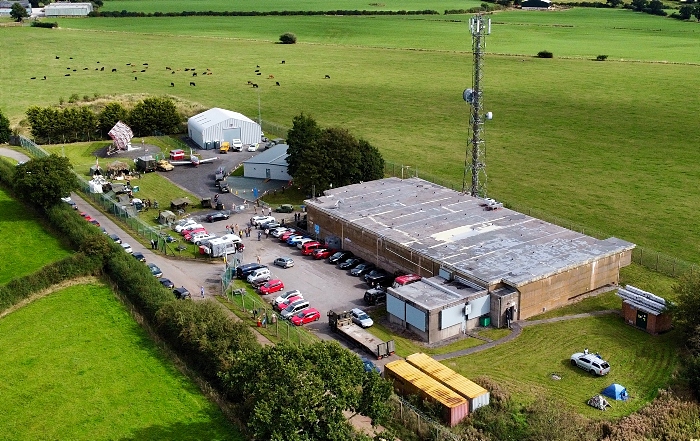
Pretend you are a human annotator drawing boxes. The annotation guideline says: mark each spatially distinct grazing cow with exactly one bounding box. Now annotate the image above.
[97,61,100,63]
[132,70,137,73]
[247,81,253,85]
[166,67,171,70]
[143,63,148,66]
[126,63,131,66]
[83,67,88,70]
[112,68,117,72]
[170,82,174,87]
[72,69,76,72]
[207,72,212,75]
[30,77,36,80]
[185,68,190,71]
[252,83,258,88]
[281,60,285,64]
[134,77,137,80]
[325,74,331,79]
[192,72,197,77]
[55,56,59,59]
[190,82,196,86]
[100,67,104,71]
[268,75,274,79]
[275,81,280,86]
[95,68,98,71]
[67,67,70,70]
[69,57,73,59]
[141,69,146,72]
[65,74,70,76]
[256,72,261,76]
[171,71,175,74]
[256,65,260,68]
[42,76,46,80]
[255,69,260,73]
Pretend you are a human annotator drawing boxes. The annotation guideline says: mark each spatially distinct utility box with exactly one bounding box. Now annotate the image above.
[479,316,491,327]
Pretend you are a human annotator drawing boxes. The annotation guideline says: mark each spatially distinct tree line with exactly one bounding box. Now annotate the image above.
[89,9,439,18]
[286,113,385,196]
[25,97,182,144]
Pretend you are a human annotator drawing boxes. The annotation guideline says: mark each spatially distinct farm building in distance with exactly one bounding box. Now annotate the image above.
[242,144,291,181]
[187,108,261,150]
[304,177,635,343]
[521,0,554,10]
[0,0,31,16]
[617,285,672,335]
[44,2,93,16]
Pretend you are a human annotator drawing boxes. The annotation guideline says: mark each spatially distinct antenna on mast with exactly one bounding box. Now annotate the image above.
[462,14,492,197]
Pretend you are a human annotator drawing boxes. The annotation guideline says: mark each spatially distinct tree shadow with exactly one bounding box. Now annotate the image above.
[116,419,243,441]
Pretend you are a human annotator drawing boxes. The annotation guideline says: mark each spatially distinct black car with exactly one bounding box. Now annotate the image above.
[364,287,387,306]
[328,251,353,265]
[206,212,230,223]
[173,287,191,299]
[350,262,376,277]
[365,271,394,288]
[109,234,121,244]
[339,257,363,270]
[159,277,174,288]
[132,252,146,262]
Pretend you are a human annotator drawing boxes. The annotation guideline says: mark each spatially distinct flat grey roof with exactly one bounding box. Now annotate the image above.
[390,277,485,311]
[243,144,288,166]
[306,177,635,287]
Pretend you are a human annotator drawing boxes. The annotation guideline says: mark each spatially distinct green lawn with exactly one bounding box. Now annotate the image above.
[0,282,242,440]
[447,314,680,418]
[0,186,72,284]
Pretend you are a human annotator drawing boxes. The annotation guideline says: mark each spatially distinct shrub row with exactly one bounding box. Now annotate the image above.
[30,21,58,28]
[89,9,439,18]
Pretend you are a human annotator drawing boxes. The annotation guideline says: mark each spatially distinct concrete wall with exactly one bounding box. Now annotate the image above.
[516,251,632,320]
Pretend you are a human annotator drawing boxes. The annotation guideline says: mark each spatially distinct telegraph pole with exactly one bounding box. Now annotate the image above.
[463,14,492,197]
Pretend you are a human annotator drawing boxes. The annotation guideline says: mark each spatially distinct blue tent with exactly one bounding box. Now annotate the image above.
[602,383,628,401]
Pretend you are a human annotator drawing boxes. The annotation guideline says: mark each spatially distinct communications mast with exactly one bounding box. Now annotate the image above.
[462,14,492,197]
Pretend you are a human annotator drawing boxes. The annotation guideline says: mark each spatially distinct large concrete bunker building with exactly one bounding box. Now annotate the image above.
[305,178,635,343]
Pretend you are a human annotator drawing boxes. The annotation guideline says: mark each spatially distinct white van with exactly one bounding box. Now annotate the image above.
[247,267,271,284]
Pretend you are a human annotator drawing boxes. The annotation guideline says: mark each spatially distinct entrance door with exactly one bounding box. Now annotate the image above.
[266,169,271,179]
[222,127,241,143]
[636,310,648,329]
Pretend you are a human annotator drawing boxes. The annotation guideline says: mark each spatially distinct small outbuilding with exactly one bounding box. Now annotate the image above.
[617,285,672,334]
[158,210,176,225]
[187,108,261,149]
[44,1,93,16]
[521,0,553,10]
[242,144,290,181]
[170,197,191,211]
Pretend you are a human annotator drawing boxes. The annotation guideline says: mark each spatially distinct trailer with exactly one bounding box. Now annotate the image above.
[200,236,242,257]
[328,310,395,359]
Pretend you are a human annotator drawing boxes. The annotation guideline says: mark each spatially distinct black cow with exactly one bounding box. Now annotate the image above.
[171,71,175,74]
[166,67,171,70]
[134,77,137,80]
[55,56,59,59]
[190,82,196,86]
[65,74,70,76]
[275,81,280,86]
[192,72,197,77]
[185,68,190,71]
[42,76,46,80]
[100,67,104,71]
[325,74,331,79]
[170,82,174,87]
[112,68,117,72]
[252,83,258,88]
[255,69,259,73]
[141,70,146,72]
[143,63,148,66]
[256,72,261,76]
[30,77,36,80]
[281,60,285,64]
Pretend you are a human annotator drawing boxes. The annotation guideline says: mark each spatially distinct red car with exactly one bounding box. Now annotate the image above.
[183,228,206,240]
[300,241,322,255]
[291,308,321,326]
[275,295,302,312]
[312,248,337,260]
[258,279,285,295]
[279,230,297,242]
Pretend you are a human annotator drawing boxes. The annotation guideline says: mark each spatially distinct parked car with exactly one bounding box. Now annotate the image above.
[364,269,391,286]
[393,274,422,288]
[132,252,146,262]
[296,238,315,249]
[120,243,133,254]
[193,234,217,245]
[570,352,610,376]
[231,139,244,151]
[247,267,271,284]
[339,257,363,270]
[312,248,336,260]
[276,295,303,312]
[259,279,285,295]
[351,308,374,328]
[281,299,311,320]
[364,287,387,306]
[350,262,376,277]
[89,219,101,227]
[173,287,191,299]
[158,278,174,289]
[301,241,322,255]
[291,308,321,326]
[271,227,291,238]
[236,263,266,279]
[275,204,294,213]
[251,215,275,226]
[147,263,163,278]
[273,290,302,308]
[362,357,381,374]
[174,220,198,233]
[219,181,230,193]
[184,228,207,241]
[286,235,306,246]
[274,256,295,269]
[180,223,204,235]
[247,143,259,152]
[108,234,122,244]
[260,221,281,230]
[279,230,298,241]
[328,250,353,265]
[206,212,230,222]
[62,196,78,210]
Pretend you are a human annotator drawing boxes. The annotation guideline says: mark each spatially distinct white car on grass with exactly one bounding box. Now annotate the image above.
[570,351,610,376]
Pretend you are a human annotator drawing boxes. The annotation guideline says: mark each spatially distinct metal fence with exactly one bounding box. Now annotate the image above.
[221,281,318,346]
[390,395,463,441]
[383,159,698,279]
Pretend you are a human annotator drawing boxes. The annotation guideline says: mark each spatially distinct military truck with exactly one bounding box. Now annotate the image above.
[135,155,156,173]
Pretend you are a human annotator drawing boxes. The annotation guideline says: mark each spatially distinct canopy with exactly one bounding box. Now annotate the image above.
[602,383,628,401]
[158,210,176,225]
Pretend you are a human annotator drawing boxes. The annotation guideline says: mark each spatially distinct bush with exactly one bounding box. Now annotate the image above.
[537,50,554,58]
[30,21,58,28]
[596,54,609,61]
[279,32,297,44]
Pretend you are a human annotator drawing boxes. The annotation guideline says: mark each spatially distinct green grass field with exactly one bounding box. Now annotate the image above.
[0,186,72,284]
[447,314,679,418]
[0,282,242,440]
[3,11,700,265]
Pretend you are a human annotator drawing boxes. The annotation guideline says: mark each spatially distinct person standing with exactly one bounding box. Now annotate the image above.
[256,255,261,264]
[200,286,205,298]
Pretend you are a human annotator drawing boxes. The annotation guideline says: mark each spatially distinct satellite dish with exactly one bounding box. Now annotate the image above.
[463,88,474,104]
[485,112,493,120]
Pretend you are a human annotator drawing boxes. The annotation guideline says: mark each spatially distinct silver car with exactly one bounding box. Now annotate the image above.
[351,308,374,328]
[274,256,295,268]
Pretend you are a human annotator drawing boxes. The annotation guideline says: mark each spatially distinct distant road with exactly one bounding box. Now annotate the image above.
[0,147,30,163]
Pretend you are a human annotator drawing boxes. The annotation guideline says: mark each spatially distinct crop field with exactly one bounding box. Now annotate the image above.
[447,314,679,418]
[2,9,700,266]
[0,186,72,284]
[0,282,241,441]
